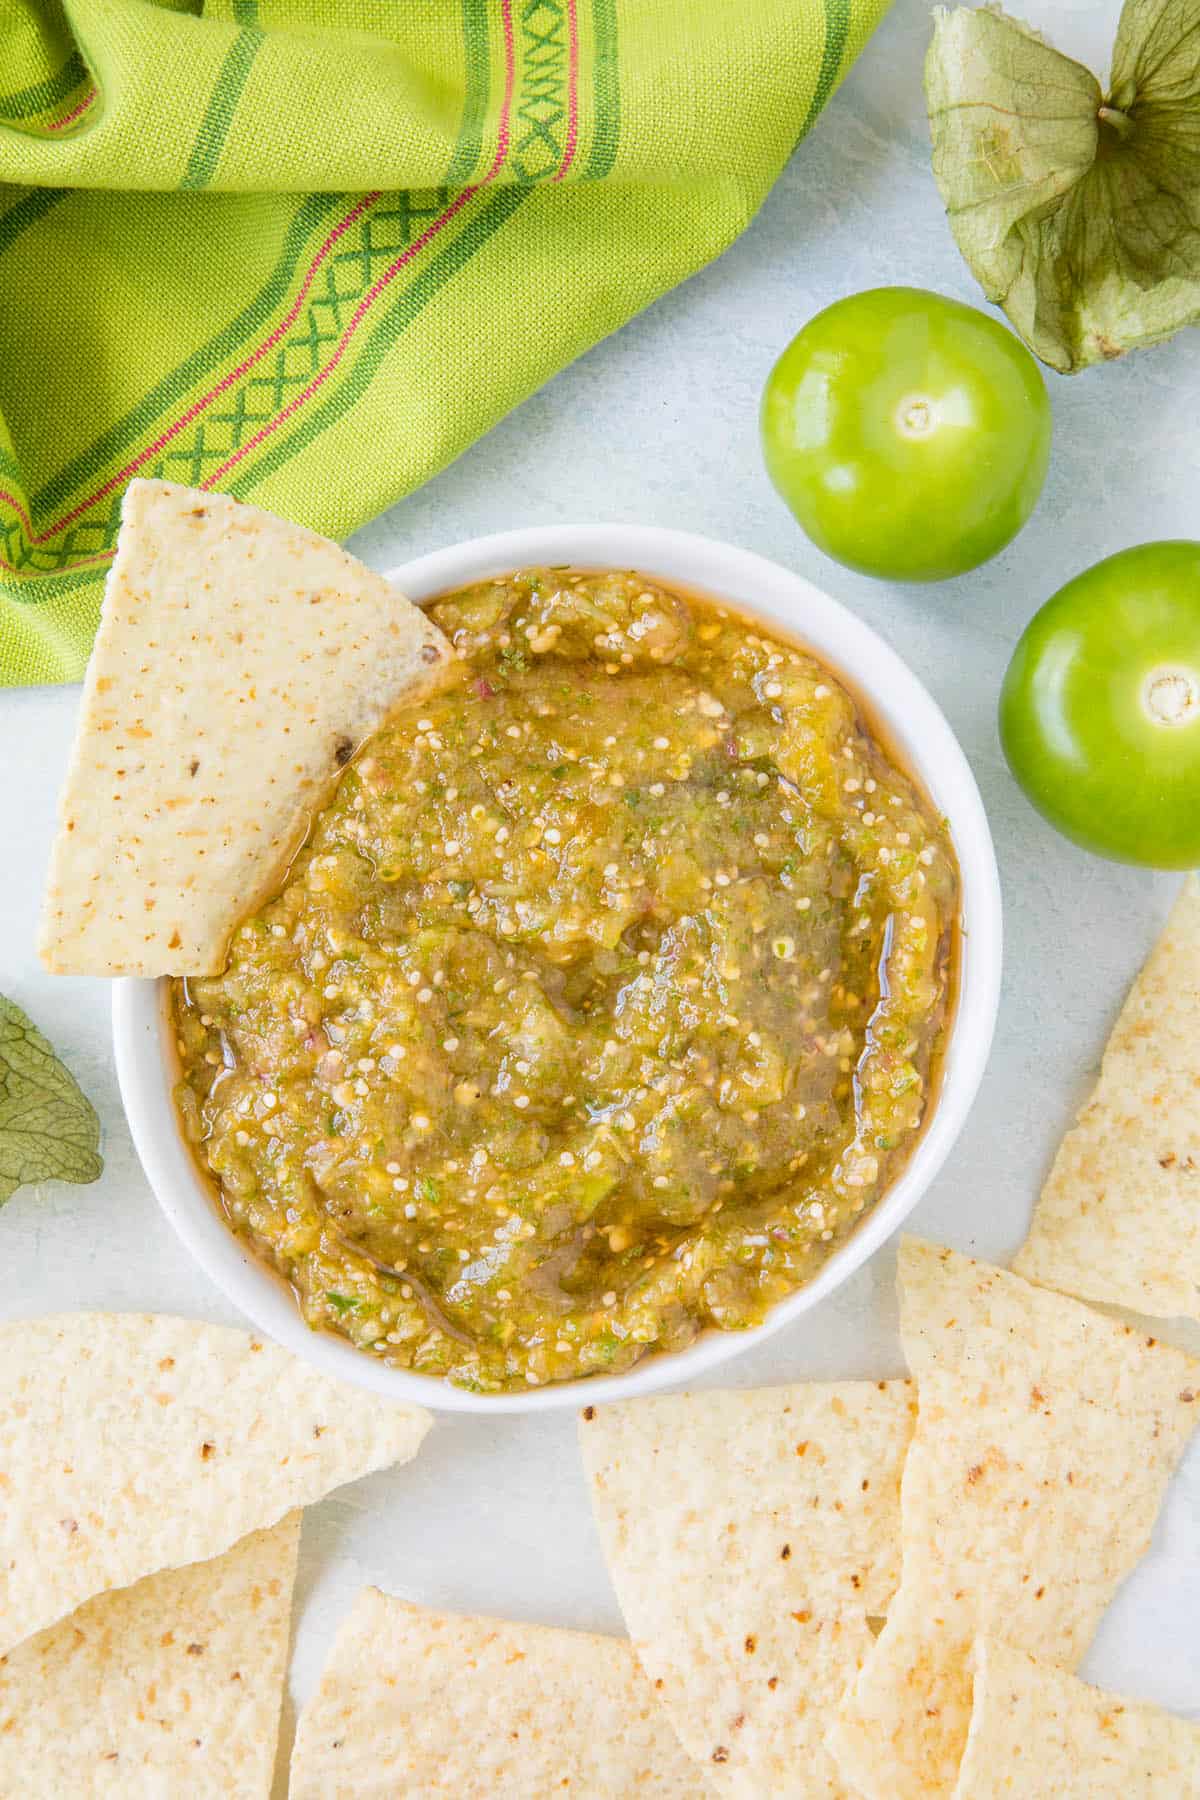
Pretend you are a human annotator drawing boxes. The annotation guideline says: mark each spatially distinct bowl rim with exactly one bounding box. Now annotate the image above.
[113,522,1002,1413]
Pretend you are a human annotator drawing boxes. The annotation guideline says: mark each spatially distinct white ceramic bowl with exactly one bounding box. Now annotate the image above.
[114,525,1002,1413]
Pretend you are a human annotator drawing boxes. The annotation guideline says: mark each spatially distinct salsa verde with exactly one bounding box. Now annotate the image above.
[173,569,958,1392]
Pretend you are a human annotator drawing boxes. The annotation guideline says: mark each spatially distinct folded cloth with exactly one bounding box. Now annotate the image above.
[0,0,888,685]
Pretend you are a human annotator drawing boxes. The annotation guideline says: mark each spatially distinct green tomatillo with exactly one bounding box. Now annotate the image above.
[760,286,1052,581]
[1000,542,1200,869]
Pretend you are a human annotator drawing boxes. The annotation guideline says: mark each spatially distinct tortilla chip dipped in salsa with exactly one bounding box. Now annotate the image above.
[38,479,451,978]
[1015,873,1200,1323]
[580,1381,915,1795]
[950,1637,1200,1799]
[0,1516,299,1799]
[828,1240,1200,1800]
[0,1313,428,1657]
[289,1591,699,1798]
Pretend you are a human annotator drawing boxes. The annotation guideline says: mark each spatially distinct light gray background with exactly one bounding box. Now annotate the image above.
[2,0,1197,1771]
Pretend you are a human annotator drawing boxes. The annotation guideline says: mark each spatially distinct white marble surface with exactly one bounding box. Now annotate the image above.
[2,0,1198,1776]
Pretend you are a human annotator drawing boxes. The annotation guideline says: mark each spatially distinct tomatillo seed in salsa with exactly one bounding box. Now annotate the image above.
[173,569,958,1392]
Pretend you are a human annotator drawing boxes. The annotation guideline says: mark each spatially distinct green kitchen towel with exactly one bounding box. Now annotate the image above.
[0,0,888,686]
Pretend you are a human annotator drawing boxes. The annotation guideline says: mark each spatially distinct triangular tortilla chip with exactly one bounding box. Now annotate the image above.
[39,479,452,977]
[579,1382,916,1797]
[1015,874,1200,1322]
[0,1514,299,1798]
[952,1637,1200,1799]
[289,1590,700,1798]
[0,1313,429,1656]
[829,1240,1200,1800]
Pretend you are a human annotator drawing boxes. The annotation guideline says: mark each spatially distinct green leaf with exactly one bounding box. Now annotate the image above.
[0,994,102,1205]
[325,1292,360,1315]
[926,1,1200,372]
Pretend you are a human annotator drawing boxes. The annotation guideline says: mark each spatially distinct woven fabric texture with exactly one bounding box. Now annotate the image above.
[0,0,888,684]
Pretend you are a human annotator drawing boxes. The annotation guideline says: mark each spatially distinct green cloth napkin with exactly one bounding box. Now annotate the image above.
[0,0,888,687]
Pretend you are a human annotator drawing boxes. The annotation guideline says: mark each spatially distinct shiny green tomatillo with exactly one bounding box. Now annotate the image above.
[1000,542,1200,869]
[761,287,1052,581]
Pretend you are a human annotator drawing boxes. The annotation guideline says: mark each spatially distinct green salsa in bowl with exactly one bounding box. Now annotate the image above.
[115,526,1000,1412]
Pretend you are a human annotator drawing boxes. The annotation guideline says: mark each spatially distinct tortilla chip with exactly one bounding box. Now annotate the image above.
[0,1514,299,1798]
[828,1240,1200,1800]
[0,1313,429,1656]
[952,1637,1200,1798]
[289,1590,700,1798]
[1015,874,1200,1322]
[39,479,452,977]
[579,1381,916,1797]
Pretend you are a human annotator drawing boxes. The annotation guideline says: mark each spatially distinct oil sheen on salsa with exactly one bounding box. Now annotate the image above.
[173,569,958,1392]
